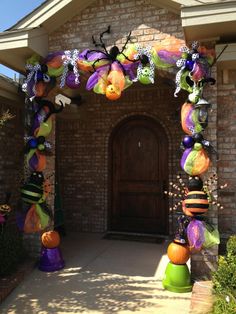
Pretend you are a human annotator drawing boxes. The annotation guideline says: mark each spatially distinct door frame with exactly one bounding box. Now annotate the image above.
[108,114,169,235]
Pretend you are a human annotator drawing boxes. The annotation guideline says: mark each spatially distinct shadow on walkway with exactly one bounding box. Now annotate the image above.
[0,233,192,314]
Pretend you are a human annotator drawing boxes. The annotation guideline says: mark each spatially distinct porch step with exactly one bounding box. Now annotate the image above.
[103,231,169,244]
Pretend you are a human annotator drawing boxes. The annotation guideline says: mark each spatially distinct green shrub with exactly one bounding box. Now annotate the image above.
[226,235,236,256]
[212,293,236,314]
[0,224,26,276]
[212,235,236,314]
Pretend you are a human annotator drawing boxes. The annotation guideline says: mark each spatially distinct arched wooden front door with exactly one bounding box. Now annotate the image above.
[110,116,169,235]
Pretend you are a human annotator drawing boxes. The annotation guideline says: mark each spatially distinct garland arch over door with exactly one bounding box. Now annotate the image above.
[109,115,169,235]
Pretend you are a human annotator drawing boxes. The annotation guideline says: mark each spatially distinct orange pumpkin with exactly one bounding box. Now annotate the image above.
[41,230,60,248]
[167,242,190,265]
[105,84,121,100]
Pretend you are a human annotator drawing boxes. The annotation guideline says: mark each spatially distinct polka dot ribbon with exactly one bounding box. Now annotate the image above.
[174,41,199,97]
[22,63,41,94]
[132,46,155,83]
[60,49,80,88]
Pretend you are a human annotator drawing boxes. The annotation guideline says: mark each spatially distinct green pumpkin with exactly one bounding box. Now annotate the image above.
[139,66,152,85]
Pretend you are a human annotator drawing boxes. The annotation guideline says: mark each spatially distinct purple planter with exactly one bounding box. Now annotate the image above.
[38,246,65,272]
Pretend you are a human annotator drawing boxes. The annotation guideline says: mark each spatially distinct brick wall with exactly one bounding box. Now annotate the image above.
[217,69,236,246]
[48,0,221,278]
[56,81,185,233]
[49,0,184,51]
[0,96,24,214]
[50,0,185,232]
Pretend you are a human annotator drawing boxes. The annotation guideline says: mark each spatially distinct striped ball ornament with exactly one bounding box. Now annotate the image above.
[21,183,43,204]
[183,191,209,217]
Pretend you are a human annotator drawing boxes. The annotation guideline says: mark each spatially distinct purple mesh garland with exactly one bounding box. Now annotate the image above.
[180,148,191,170]
[29,153,39,171]
[158,51,181,64]
[123,63,138,81]
[187,219,205,250]
[79,50,107,62]
[86,71,99,90]
[31,113,41,134]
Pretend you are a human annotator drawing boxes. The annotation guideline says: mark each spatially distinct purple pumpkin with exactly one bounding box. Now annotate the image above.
[66,72,80,89]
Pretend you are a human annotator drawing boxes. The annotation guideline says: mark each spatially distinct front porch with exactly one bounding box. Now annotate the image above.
[0,233,193,314]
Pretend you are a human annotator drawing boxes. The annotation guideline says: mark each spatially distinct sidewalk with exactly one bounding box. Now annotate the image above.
[0,233,192,314]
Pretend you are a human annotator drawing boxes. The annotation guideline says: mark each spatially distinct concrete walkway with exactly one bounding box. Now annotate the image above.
[0,233,192,314]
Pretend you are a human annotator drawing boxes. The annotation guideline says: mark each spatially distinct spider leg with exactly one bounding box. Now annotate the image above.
[120,31,132,53]
[92,58,111,72]
[91,26,110,54]
[120,52,136,63]
[99,26,110,54]
[115,60,126,76]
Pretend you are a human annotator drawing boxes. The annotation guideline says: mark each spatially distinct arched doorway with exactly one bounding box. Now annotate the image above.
[109,115,169,235]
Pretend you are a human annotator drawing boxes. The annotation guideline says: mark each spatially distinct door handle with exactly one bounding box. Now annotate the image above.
[162,180,168,199]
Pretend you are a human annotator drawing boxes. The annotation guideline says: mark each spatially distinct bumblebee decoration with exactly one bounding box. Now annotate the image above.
[164,173,227,215]
[164,174,227,250]
[183,190,209,217]
[21,171,44,204]
[21,171,53,232]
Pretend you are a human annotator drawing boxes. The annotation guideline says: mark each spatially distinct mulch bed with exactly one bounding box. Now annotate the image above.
[0,259,36,304]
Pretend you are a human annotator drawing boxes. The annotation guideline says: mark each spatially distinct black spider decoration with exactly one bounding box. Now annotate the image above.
[84,25,134,74]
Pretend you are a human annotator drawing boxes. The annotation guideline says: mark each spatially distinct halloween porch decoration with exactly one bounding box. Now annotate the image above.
[79,26,136,99]
[180,142,210,176]
[20,92,69,234]
[22,28,214,102]
[20,35,225,285]
[162,262,192,293]
[183,190,209,217]
[167,242,190,265]
[181,99,210,135]
[163,240,192,292]
[162,174,223,292]
[41,230,60,248]
[34,98,64,123]
[174,41,215,97]
[20,87,65,271]
[163,40,225,293]
[39,230,65,272]
[21,171,53,233]
[164,174,226,214]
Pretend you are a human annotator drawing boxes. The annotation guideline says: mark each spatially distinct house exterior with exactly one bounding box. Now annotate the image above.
[0,75,24,210]
[0,0,236,278]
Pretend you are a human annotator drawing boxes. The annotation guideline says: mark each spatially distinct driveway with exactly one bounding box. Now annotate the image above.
[0,233,192,313]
